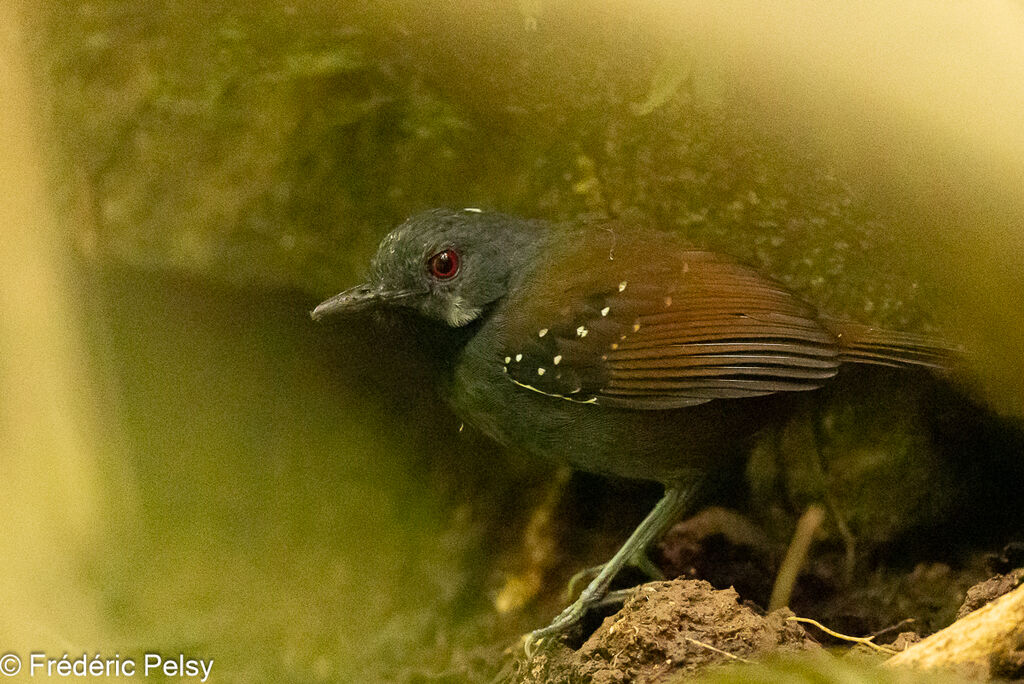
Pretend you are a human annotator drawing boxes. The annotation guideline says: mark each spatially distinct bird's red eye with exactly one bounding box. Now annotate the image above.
[428,249,460,279]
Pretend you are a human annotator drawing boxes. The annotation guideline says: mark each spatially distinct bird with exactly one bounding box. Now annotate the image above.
[311,208,951,652]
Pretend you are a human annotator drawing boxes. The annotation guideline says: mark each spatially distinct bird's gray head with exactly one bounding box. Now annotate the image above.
[312,208,542,327]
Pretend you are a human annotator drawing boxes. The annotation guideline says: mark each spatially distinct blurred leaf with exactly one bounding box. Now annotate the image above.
[632,53,689,116]
[685,653,972,684]
[273,46,365,82]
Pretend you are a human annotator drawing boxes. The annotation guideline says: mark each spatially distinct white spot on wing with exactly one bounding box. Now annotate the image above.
[537,367,546,375]
[553,355,562,365]
[504,356,511,364]
[576,325,588,338]
[463,207,482,213]
[601,306,610,317]
[618,281,628,292]
[538,328,548,337]
[515,353,523,362]
[508,378,598,404]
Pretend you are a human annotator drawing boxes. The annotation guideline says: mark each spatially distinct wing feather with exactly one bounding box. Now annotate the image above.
[497,227,844,408]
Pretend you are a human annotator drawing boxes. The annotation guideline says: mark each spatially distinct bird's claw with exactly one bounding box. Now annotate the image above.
[522,486,699,660]
[523,598,588,658]
[564,553,664,602]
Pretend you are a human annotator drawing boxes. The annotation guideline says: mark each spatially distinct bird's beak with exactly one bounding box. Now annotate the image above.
[310,283,418,321]
[310,283,378,320]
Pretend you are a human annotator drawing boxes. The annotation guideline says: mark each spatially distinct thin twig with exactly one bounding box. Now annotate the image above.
[685,637,751,663]
[769,504,825,611]
[788,616,898,655]
[871,617,916,640]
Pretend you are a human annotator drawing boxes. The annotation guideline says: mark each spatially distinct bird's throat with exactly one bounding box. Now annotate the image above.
[380,306,489,380]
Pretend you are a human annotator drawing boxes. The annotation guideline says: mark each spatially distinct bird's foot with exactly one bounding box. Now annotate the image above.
[523,588,594,657]
[524,583,642,657]
[563,552,664,603]
[523,484,700,659]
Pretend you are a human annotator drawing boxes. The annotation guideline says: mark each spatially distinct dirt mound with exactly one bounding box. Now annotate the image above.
[514,579,819,683]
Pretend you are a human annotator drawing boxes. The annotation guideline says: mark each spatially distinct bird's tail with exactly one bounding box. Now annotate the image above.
[828,321,958,372]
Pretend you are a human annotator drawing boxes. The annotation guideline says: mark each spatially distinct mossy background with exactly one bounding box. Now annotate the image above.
[3,1,1023,682]
[37,0,939,325]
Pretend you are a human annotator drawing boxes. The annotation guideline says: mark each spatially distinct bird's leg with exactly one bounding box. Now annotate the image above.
[525,481,700,656]
[563,551,664,603]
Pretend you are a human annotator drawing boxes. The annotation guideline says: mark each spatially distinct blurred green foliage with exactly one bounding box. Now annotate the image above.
[685,653,971,684]
[79,270,507,682]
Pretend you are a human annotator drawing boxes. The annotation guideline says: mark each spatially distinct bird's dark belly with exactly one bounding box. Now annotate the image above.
[448,353,795,484]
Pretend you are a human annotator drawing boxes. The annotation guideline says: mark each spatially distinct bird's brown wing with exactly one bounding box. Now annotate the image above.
[497,230,842,409]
